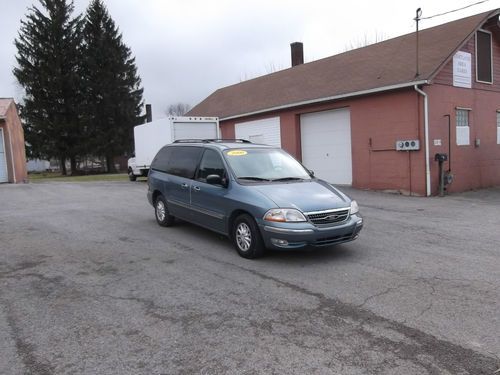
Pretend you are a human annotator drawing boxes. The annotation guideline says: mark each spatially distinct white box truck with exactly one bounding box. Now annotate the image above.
[127,116,219,181]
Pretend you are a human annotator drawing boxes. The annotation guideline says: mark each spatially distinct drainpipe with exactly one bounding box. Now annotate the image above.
[414,85,430,196]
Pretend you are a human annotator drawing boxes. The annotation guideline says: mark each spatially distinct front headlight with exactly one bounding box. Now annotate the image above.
[264,208,307,222]
[350,200,359,215]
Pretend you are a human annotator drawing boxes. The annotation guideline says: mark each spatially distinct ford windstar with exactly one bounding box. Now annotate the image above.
[147,139,363,258]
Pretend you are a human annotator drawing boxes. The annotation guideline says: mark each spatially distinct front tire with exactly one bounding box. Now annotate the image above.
[232,214,265,259]
[155,195,175,227]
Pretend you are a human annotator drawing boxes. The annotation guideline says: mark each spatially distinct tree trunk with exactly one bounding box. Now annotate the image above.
[70,157,77,175]
[60,157,67,176]
[106,155,115,173]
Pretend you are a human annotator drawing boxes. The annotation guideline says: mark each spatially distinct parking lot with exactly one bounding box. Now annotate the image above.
[0,181,499,374]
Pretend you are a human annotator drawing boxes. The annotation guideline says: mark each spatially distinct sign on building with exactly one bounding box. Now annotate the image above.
[453,51,471,88]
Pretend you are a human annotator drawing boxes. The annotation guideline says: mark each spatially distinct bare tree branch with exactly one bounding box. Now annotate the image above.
[165,103,191,116]
[344,31,386,52]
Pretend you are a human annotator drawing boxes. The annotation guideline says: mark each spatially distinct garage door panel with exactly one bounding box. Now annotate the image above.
[0,129,9,183]
[300,109,352,185]
[235,117,281,147]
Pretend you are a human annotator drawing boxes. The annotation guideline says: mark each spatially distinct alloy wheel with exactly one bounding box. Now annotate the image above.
[236,222,252,251]
[156,200,166,222]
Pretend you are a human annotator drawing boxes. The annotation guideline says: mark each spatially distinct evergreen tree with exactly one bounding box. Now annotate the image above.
[14,0,84,175]
[82,0,144,173]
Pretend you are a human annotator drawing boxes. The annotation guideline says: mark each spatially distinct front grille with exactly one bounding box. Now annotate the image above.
[314,233,354,246]
[306,209,349,225]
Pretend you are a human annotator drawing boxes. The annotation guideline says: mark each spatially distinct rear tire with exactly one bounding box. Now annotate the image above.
[128,168,137,181]
[232,214,265,259]
[155,195,175,227]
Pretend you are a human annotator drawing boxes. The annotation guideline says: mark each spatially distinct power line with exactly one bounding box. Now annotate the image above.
[421,0,491,20]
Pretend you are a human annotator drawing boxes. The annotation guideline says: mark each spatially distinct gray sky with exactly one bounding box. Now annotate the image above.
[1,0,499,119]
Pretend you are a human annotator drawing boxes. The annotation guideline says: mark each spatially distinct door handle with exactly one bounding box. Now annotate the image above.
[181,183,189,189]
[193,186,201,192]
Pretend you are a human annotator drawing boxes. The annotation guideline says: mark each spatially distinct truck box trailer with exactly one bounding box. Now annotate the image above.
[127,116,219,180]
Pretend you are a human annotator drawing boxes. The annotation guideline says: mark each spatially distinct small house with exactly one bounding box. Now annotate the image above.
[0,98,27,183]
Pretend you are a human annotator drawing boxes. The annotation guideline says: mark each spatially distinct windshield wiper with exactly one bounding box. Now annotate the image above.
[271,177,305,182]
[238,176,271,181]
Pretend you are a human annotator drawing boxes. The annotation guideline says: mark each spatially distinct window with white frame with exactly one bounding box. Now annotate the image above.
[456,108,470,146]
[497,111,500,144]
[476,30,493,84]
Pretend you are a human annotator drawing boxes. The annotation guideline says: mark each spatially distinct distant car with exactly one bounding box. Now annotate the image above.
[147,140,363,258]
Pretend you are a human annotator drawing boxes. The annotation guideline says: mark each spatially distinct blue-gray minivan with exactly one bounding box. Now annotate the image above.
[147,140,363,258]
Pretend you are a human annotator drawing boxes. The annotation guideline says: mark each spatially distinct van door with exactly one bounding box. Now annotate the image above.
[190,149,228,233]
[163,146,203,220]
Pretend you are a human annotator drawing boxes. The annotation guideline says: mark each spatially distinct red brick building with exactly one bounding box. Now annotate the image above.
[189,10,500,196]
[0,99,27,183]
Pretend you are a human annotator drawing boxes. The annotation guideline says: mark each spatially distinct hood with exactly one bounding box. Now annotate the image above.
[253,179,350,212]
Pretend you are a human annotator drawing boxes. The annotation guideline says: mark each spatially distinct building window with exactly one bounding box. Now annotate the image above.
[497,111,500,145]
[456,108,470,146]
[476,30,493,83]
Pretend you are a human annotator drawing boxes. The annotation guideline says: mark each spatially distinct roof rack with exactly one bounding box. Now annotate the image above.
[172,139,209,143]
[204,139,252,143]
[173,139,252,144]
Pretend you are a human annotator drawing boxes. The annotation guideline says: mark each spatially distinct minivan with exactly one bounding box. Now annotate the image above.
[147,140,363,258]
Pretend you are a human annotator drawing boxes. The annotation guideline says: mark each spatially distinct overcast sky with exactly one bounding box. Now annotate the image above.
[1,0,499,119]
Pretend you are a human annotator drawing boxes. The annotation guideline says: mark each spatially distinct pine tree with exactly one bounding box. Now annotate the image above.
[82,0,144,173]
[14,0,84,175]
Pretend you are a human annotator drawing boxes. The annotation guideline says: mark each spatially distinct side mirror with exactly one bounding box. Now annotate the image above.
[207,174,227,187]
[309,169,315,177]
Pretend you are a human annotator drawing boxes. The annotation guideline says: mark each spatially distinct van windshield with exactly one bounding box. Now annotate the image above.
[224,148,311,182]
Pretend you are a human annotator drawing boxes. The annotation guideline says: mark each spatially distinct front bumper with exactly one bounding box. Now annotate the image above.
[259,214,363,249]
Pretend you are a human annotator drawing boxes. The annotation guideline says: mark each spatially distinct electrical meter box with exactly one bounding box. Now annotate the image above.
[396,139,420,151]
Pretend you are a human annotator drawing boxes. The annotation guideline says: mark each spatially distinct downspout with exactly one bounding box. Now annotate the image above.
[414,85,431,196]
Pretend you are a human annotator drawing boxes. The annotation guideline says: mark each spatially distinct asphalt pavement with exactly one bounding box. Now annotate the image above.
[0,181,499,374]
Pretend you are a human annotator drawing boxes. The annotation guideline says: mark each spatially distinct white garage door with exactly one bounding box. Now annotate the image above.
[0,129,9,183]
[300,108,352,185]
[235,117,281,147]
[172,121,219,140]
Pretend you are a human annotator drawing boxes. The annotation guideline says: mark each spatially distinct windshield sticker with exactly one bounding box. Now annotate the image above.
[227,150,247,156]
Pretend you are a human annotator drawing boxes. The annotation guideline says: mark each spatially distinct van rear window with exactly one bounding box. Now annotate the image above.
[151,146,172,172]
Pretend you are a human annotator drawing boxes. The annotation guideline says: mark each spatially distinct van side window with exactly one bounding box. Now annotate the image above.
[167,146,203,179]
[197,149,225,182]
[151,146,172,172]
